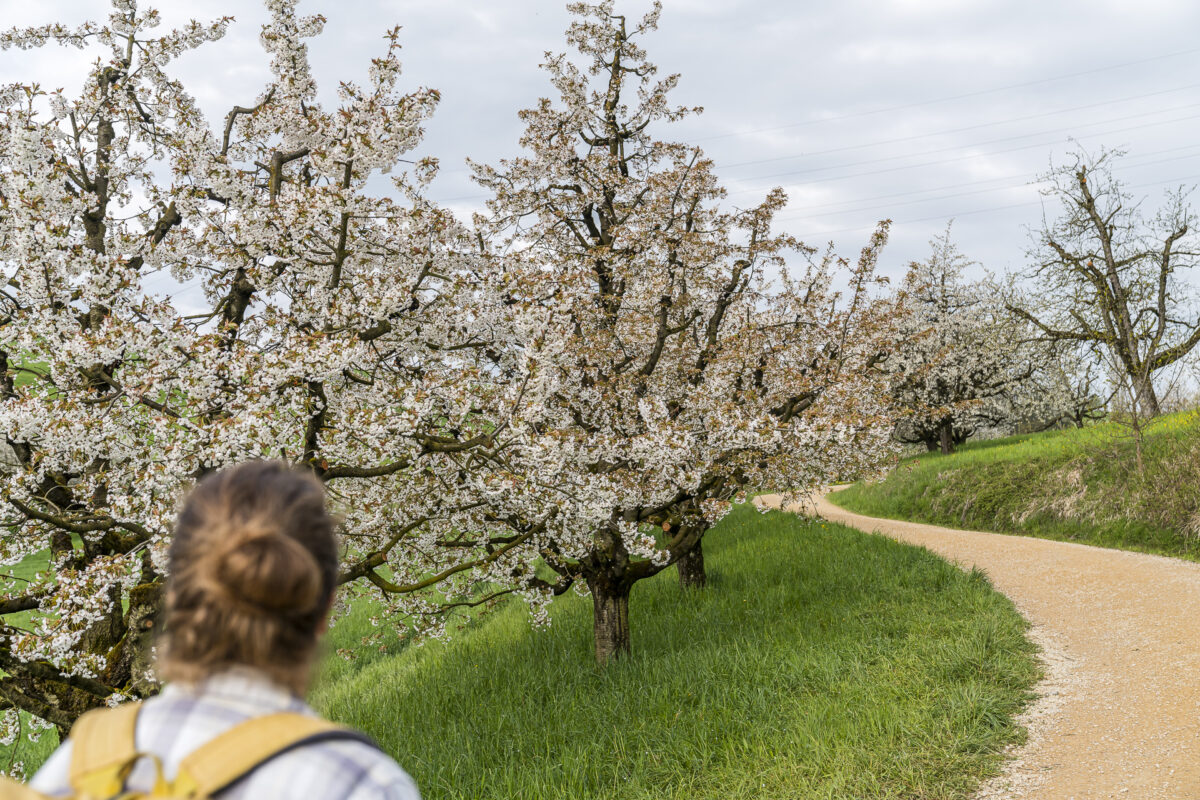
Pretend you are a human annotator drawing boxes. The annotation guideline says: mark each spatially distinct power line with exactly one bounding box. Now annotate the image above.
[432,109,1200,208]
[728,104,1200,184]
[785,168,1199,227]
[716,83,1200,170]
[696,45,1200,142]
[790,172,1200,238]
[433,83,1200,185]
[771,145,1200,218]
[777,142,1200,214]
[721,110,1200,195]
[433,68,1200,180]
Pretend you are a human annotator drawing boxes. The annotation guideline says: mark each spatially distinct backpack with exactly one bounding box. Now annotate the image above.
[0,702,377,799]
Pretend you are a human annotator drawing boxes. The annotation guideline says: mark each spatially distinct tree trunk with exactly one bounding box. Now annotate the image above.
[1135,375,1160,418]
[677,538,706,589]
[0,577,164,733]
[588,578,630,665]
[938,422,955,455]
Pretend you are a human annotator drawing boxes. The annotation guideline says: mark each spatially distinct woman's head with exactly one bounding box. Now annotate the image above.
[159,461,338,693]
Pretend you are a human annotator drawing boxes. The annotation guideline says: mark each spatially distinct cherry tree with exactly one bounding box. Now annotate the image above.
[1010,342,1109,431]
[0,0,520,730]
[469,1,897,664]
[889,229,1040,454]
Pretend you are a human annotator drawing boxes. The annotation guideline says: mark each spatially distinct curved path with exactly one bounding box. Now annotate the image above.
[756,490,1200,800]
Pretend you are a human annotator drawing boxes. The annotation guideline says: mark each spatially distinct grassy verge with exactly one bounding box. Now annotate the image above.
[312,506,1039,800]
[0,551,60,780]
[6,506,1040,795]
[831,409,1200,559]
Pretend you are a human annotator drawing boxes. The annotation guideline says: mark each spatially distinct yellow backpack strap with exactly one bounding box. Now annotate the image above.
[67,702,142,798]
[0,777,52,800]
[171,713,377,798]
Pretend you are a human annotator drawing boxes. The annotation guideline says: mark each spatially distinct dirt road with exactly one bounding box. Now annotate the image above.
[757,490,1200,799]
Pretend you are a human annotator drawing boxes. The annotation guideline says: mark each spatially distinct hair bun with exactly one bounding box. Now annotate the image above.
[163,461,339,692]
[211,527,324,614]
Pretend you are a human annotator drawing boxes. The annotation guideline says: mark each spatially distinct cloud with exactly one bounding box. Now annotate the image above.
[5,0,1200,283]
[835,39,1030,68]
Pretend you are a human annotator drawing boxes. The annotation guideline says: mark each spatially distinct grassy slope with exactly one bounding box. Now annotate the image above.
[831,409,1200,559]
[312,506,1038,800]
[0,551,60,779]
[5,507,1039,795]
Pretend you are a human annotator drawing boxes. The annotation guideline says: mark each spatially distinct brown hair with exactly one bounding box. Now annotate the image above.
[159,461,338,694]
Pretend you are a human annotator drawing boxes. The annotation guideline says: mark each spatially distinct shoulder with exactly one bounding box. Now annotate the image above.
[28,740,72,797]
[329,739,420,800]
[233,736,420,800]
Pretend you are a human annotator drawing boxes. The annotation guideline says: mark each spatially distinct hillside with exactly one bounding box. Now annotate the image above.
[832,410,1200,558]
[311,506,1038,800]
[0,509,1039,797]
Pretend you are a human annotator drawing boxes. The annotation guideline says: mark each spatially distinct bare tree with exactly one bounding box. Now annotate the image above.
[1009,149,1200,418]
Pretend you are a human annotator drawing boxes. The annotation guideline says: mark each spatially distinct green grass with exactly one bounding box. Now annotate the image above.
[312,505,1039,800]
[4,507,1040,795]
[0,716,57,781]
[831,409,1200,559]
[0,549,60,780]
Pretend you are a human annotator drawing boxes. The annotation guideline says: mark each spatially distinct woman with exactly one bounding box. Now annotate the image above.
[30,461,419,799]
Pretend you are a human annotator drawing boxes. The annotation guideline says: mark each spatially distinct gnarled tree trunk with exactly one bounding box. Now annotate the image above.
[1135,375,1161,419]
[677,538,706,589]
[588,576,631,665]
[938,421,955,455]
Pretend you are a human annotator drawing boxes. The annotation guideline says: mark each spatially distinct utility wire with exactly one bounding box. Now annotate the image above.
[434,70,1200,180]
[433,109,1200,208]
[776,143,1200,214]
[790,171,1200,237]
[770,146,1200,219]
[720,110,1200,196]
[729,104,1200,184]
[716,83,1200,170]
[697,46,1200,142]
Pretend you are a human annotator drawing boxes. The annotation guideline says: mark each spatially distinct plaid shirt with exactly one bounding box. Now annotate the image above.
[30,669,420,800]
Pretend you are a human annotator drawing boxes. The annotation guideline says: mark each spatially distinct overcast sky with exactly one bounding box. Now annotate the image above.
[4,0,1200,283]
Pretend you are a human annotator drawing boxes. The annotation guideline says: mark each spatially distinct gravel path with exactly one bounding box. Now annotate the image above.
[756,490,1200,800]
